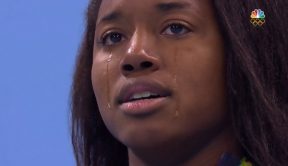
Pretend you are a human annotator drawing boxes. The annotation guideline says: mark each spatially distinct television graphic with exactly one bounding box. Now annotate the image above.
[250,9,265,26]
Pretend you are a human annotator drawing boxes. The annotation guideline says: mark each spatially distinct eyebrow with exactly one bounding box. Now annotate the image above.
[97,1,191,24]
[98,11,122,23]
[155,2,191,12]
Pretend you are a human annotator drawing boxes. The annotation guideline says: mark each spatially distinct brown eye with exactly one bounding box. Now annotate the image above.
[162,23,191,36]
[102,32,124,46]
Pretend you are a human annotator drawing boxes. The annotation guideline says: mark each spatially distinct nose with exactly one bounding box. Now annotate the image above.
[120,32,160,77]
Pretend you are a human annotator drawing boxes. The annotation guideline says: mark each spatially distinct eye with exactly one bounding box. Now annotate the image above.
[162,23,191,36]
[101,32,124,46]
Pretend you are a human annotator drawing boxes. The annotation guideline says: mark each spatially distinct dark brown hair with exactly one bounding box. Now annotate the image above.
[71,0,288,165]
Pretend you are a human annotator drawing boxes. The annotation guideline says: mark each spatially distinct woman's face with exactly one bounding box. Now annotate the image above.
[92,0,228,150]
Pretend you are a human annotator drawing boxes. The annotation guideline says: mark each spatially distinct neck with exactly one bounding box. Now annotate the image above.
[128,126,242,166]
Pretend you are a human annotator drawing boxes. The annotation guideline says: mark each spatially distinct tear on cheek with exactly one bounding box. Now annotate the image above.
[105,53,113,110]
[173,48,180,117]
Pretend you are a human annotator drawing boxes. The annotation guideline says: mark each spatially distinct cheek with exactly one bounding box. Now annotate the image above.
[91,57,117,135]
[174,40,227,130]
[91,53,123,136]
[91,51,116,113]
[91,61,107,111]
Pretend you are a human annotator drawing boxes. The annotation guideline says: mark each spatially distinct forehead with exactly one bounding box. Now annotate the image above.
[99,0,201,8]
[97,0,209,24]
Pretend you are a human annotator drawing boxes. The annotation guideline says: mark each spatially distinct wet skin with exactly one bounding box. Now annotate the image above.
[91,0,241,165]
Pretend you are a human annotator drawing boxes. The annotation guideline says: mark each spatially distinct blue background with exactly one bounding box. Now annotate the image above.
[0,0,89,165]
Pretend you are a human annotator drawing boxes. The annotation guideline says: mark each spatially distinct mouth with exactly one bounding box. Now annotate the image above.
[119,91,169,103]
[116,81,172,115]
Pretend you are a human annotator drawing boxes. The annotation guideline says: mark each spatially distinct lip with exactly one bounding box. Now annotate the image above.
[116,80,172,115]
[119,97,170,116]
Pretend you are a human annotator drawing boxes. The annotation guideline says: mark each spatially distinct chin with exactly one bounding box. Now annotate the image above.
[116,123,183,151]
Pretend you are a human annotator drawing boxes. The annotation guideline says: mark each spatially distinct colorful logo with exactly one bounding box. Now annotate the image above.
[250,9,265,26]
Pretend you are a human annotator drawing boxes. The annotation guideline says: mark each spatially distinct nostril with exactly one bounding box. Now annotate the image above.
[122,64,134,71]
[140,61,153,68]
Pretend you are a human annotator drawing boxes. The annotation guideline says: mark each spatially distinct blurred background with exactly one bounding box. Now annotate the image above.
[0,0,89,165]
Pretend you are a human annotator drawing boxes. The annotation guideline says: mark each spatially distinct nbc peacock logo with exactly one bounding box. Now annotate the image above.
[250,9,265,26]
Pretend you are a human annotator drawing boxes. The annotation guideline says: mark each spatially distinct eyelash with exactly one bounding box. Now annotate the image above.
[98,22,192,46]
[98,31,125,46]
[161,22,191,37]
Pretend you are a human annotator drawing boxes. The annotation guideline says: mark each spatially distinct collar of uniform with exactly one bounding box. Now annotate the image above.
[217,153,252,166]
[218,153,241,166]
